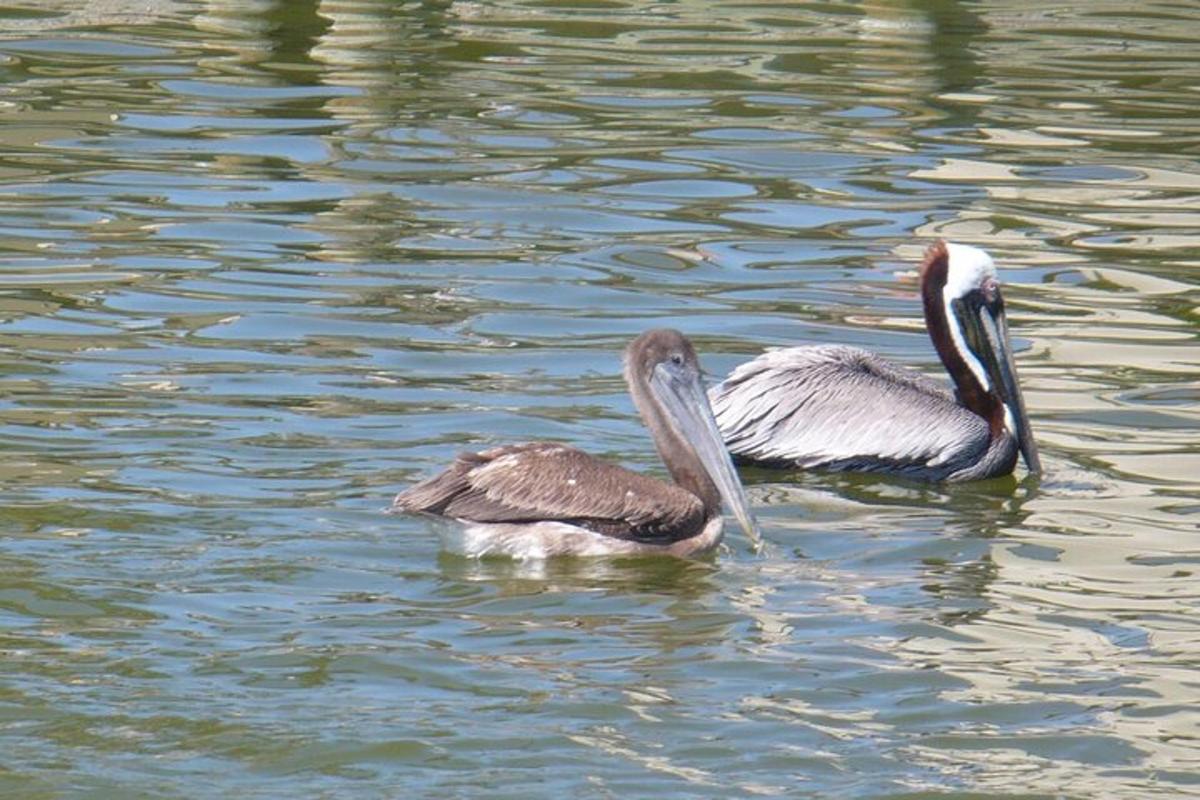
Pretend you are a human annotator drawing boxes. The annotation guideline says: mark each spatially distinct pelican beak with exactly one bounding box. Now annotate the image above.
[963,300,1042,476]
[651,362,762,548]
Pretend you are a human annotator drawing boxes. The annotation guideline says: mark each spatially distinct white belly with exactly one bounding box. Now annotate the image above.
[434,516,725,559]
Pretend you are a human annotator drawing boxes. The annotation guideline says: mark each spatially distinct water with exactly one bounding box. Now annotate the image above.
[1,1,1198,797]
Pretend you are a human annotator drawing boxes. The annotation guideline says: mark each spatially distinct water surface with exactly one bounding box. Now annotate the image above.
[1,1,1198,797]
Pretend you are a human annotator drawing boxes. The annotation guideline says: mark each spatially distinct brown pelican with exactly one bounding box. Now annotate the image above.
[709,240,1041,482]
[391,328,761,558]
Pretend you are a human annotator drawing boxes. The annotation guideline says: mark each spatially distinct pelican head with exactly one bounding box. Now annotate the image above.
[920,241,1041,475]
[625,329,761,546]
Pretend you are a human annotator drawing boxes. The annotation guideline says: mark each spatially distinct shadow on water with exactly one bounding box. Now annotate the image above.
[744,466,1038,545]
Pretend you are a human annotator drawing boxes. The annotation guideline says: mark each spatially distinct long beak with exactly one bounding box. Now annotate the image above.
[974,305,1042,475]
[650,364,762,549]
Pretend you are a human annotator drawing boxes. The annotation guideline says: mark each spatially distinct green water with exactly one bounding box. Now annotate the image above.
[1,1,1198,797]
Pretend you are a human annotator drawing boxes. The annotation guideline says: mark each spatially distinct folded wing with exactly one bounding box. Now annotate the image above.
[392,442,706,544]
[710,345,990,479]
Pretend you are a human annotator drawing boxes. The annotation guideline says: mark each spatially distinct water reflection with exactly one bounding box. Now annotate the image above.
[437,549,720,596]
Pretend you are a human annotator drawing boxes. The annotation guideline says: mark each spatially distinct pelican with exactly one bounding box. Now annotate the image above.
[391,328,761,558]
[709,240,1041,482]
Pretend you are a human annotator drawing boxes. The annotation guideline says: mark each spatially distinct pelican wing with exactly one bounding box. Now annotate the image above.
[710,345,991,477]
[393,442,706,544]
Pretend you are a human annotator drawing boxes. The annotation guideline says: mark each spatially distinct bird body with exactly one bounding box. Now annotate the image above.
[710,241,1040,482]
[393,329,759,557]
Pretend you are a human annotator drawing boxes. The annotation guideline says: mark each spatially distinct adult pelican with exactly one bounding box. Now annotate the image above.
[709,240,1041,482]
[391,328,761,558]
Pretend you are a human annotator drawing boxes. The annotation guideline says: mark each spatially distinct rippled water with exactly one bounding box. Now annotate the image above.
[1,1,1198,797]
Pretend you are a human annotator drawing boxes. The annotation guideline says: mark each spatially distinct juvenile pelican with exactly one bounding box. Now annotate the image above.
[710,240,1041,482]
[392,328,760,558]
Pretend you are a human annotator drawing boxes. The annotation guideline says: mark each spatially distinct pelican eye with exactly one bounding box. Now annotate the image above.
[669,352,685,366]
[981,278,1000,303]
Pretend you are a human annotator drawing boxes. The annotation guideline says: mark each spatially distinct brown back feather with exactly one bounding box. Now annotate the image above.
[393,443,707,544]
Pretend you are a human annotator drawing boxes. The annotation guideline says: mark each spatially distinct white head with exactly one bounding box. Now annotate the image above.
[942,243,998,301]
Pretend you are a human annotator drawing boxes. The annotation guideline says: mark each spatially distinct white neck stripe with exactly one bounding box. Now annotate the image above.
[942,290,991,392]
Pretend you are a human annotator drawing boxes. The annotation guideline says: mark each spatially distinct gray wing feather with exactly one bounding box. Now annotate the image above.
[710,345,989,476]
[393,443,705,543]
